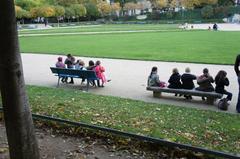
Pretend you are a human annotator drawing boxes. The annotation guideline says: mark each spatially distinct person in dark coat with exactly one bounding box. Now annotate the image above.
[215,70,232,102]
[64,54,75,84]
[168,68,182,96]
[213,23,218,31]
[86,60,97,87]
[181,67,196,99]
[234,54,240,113]
[196,68,214,100]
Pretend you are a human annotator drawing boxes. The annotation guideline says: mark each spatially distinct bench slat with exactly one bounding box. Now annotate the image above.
[147,87,222,98]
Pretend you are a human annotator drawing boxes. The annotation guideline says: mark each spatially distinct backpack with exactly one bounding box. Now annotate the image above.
[217,98,229,111]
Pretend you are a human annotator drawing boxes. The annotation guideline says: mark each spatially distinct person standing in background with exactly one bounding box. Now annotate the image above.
[234,54,240,113]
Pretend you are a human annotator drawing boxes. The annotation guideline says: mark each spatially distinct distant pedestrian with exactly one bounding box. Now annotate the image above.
[44,18,48,27]
[213,23,218,31]
[234,54,240,113]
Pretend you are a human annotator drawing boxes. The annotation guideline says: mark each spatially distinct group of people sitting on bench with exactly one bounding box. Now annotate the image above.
[148,66,232,103]
[55,54,109,87]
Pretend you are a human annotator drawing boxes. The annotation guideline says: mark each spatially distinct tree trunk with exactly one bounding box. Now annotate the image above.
[57,18,60,27]
[0,1,40,159]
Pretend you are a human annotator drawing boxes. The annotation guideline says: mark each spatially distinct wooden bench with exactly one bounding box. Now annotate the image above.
[146,87,223,105]
[50,67,99,91]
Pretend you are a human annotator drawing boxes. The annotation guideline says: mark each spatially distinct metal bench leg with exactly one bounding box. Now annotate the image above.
[57,77,60,87]
[86,80,89,92]
[206,97,214,105]
[153,92,161,98]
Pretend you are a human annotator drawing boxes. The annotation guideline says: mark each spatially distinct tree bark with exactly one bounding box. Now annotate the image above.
[0,1,40,159]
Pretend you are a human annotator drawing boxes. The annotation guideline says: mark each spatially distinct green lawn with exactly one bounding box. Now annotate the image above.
[20,30,240,64]
[19,86,240,154]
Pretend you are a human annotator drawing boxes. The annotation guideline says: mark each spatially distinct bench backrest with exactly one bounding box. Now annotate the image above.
[50,67,98,80]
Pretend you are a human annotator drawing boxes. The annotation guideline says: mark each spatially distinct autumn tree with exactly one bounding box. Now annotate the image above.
[217,0,235,6]
[70,4,86,22]
[111,2,121,14]
[97,1,112,17]
[85,2,100,20]
[151,0,168,10]
[181,0,201,9]
[169,0,179,10]
[123,2,139,15]
[15,5,30,19]
[55,0,78,6]
[181,0,218,9]
[65,7,75,22]
[54,5,65,26]
[15,5,30,24]
[40,6,55,18]
[201,5,214,18]
[15,0,43,11]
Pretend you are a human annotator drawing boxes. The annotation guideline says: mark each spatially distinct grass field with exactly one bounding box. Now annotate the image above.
[19,24,240,64]
[20,85,240,154]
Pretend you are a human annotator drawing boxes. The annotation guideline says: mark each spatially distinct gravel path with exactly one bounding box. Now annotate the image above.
[22,53,238,114]
[19,29,179,37]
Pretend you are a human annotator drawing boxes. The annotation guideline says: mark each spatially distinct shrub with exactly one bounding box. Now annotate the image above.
[201,5,214,19]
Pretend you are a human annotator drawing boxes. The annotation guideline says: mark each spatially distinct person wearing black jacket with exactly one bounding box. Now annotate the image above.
[215,70,232,101]
[234,54,240,113]
[181,67,196,99]
[168,68,182,96]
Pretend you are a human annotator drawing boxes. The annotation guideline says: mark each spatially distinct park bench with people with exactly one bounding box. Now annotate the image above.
[146,86,223,105]
[50,67,99,91]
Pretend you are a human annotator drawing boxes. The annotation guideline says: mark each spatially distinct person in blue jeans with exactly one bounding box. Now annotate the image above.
[234,54,240,113]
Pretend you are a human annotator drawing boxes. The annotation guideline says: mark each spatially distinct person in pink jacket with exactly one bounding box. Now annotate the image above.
[95,60,107,87]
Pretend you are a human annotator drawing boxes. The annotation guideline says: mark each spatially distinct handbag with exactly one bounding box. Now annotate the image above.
[217,98,229,111]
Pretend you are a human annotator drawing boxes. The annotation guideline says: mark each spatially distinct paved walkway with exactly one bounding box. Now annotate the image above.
[182,23,240,31]
[22,53,238,114]
[19,29,179,37]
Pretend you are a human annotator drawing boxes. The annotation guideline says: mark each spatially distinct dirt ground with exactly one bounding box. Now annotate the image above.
[0,121,168,159]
